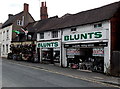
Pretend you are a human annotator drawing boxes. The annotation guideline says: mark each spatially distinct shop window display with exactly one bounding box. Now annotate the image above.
[41,48,60,64]
[8,44,38,62]
[66,47,104,72]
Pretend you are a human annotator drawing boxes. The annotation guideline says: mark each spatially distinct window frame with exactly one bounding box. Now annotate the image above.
[71,27,77,32]
[94,23,102,28]
[40,32,44,39]
[17,20,22,26]
[52,31,58,38]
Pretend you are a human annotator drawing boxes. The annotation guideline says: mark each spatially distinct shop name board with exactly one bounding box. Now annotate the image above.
[64,42,108,48]
[63,31,107,42]
[37,41,60,48]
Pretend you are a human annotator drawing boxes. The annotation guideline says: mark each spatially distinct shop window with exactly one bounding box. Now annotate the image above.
[3,45,5,53]
[52,31,58,38]
[71,27,76,32]
[6,44,8,53]
[40,32,44,39]
[94,23,102,28]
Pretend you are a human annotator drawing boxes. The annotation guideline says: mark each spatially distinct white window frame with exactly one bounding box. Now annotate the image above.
[52,31,58,38]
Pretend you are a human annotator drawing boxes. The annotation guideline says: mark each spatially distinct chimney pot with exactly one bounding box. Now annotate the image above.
[41,2,44,7]
[24,3,29,12]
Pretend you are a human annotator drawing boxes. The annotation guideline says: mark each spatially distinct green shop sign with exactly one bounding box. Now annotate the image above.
[37,41,60,48]
[63,31,107,42]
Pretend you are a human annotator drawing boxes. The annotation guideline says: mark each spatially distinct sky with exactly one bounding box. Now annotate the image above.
[0,0,120,23]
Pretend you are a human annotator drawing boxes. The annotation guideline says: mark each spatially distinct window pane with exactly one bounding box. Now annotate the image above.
[52,31,58,38]
[40,33,44,39]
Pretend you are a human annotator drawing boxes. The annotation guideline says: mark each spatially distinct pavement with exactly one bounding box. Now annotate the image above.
[1,58,120,88]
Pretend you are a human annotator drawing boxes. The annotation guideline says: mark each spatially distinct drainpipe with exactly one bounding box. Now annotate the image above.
[61,30,63,67]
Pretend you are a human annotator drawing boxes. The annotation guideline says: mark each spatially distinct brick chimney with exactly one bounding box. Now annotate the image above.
[24,3,29,12]
[40,2,48,20]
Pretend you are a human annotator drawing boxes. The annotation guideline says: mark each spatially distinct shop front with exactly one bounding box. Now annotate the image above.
[37,41,61,66]
[64,42,107,72]
[62,30,109,73]
[8,41,38,62]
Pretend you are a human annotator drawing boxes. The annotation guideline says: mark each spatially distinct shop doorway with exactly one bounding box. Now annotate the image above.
[79,48,104,72]
[66,47,104,72]
[41,48,60,64]
[41,48,53,64]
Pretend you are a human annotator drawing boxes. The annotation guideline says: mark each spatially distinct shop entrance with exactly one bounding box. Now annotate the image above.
[41,48,60,64]
[66,47,104,72]
[42,48,53,64]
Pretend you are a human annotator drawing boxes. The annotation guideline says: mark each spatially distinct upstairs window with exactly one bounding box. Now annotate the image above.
[17,20,22,26]
[94,23,102,28]
[3,31,5,41]
[71,27,76,32]
[52,31,58,38]
[40,33,44,39]
[6,30,9,40]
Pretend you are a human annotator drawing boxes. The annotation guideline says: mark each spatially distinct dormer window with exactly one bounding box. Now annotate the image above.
[94,23,102,28]
[71,27,76,32]
[17,20,22,26]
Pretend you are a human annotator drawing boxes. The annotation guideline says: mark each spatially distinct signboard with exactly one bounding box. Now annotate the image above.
[37,41,60,48]
[66,48,80,55]
[93,48,104,57]
[62,30,108,42]
[64,42,108,48]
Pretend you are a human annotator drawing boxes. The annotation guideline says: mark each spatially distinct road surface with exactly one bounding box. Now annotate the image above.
[1,58,114,87]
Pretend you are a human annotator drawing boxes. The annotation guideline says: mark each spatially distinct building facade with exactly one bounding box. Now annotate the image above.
[0,3,35,58]
[35,1,120,75]
[0,23,3,57]
[37,29,62,66]
[61,21,110,73]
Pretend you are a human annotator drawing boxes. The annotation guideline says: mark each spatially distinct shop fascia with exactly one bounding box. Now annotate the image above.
[62,30,108,42]
[37,41,61,48]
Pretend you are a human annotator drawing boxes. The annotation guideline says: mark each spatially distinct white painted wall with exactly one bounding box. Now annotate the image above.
[0,29,2,57]
[63,21,110,36]
[104,20,111,74]
[1,25,12,57]
[37,30,61,41]
[37,30,62,66]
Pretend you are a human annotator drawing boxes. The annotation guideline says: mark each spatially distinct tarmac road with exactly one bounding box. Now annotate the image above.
[1,58,118,88]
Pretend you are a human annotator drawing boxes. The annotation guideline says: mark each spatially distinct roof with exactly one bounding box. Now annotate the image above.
[56,1,120,29]
[2,12,23,28]
[2,11,35,28]
[26,16,60,32]
[25,1,120,33]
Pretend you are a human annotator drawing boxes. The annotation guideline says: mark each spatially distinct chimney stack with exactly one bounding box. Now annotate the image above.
[8,14,13,19]
[24,3,29,12]
[40,2,48,20]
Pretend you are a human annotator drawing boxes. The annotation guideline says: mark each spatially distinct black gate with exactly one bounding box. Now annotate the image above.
[111,51,120,76]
